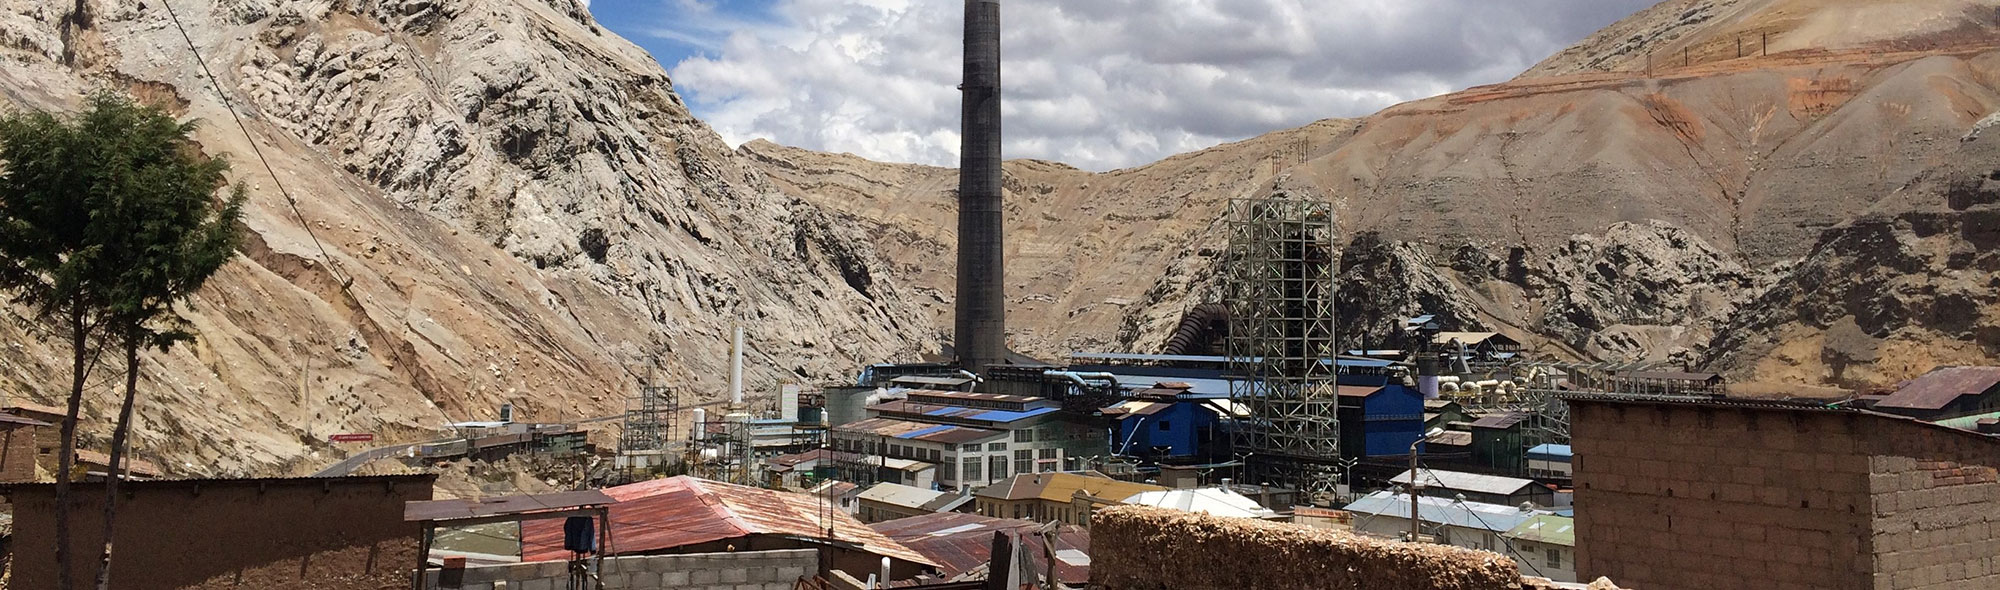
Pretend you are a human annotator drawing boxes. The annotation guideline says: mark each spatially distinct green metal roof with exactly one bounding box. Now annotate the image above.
[1502,514,1574,547]
[1932,410,2000,431]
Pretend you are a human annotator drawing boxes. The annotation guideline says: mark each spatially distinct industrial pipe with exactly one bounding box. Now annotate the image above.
[1043,370,1118,389]
[730,323,745,407]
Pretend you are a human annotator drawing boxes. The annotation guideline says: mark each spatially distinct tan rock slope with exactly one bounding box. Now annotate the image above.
[750,0,2000,387]
[0,0,933,476]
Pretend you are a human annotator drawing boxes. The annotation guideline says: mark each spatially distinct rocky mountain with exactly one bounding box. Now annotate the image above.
[1705,118,2000,390]
[0,0,933,476]
[749,0,2000,390]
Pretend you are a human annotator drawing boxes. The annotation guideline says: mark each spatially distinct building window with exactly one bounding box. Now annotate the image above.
[1015,449,1032,460]
[1038,448,1057,460]
[962,444,981,451]
[964,460,982,483]
[1548,548,1561,568]
[988,442,1007,452]
[929,449,941,462]
[1014,430,1033,443]
[1159,420,1171,431]
[990,456,1008,480]
[1016,459,1033,476]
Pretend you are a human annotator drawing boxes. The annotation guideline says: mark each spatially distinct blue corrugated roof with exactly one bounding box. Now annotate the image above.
[1526,444,1572,459]
[969,407,1058,423]
[896,424,954,440]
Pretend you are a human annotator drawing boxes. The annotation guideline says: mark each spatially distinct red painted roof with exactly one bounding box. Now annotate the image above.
[520,476,934,566]
[1879,367,2000,411]
[868,512,1090,584]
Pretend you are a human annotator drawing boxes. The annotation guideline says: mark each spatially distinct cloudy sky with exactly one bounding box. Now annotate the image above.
[589,0,1658,171]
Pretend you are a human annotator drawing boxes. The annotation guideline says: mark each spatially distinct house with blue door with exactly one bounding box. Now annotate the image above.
[1336,383,1426,459]
[1101,383,1226,463]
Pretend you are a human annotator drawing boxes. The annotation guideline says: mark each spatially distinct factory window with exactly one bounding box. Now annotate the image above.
[1158,420,1172,431]
[1038,448,1057,460]
[988,442,1007,452]
[965,461,982,483]
[1014,430,1033,443]
[962,444,981,451]
[1016,459,1033,476]
[1548,549,1561,568]
[929,449,941,462]
[1015,449,1032,460]
[990,456,1008,479]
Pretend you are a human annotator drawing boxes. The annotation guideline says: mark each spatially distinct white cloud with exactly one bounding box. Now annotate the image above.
[662,0,1654,171]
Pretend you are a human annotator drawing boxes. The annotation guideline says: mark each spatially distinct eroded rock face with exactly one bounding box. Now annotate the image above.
[0,0,932,475]
[1706,125,2000,388]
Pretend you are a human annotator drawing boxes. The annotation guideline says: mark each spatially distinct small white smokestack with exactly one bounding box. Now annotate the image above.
[691,408,708,440]
[781,383,800,423]
[730,323,745,407]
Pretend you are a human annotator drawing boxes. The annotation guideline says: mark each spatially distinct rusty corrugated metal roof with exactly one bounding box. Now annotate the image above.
[1879,366,2000,411]
[868,512,1089,584]
[405,490,615,522]
[520,476,934,567]
[0,412,50,427]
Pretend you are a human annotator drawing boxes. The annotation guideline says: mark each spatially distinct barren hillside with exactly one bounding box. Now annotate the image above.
[0,0,934,476]
[750,0,2000,389]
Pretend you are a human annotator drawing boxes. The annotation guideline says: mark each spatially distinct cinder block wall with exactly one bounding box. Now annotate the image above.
[1571,401,2000,590]
[1862,428,2000,589]
[426,549,816,590]
[1089,505,1524,590]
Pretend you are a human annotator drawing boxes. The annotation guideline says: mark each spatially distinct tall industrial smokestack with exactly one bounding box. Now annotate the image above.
[956,0,1006,375]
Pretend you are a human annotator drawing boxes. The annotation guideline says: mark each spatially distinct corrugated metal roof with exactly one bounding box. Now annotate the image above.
[1390,469,1537,496]
[904,390,1046,404]
[973,472,1165,504]
[0,412,50,427]
[1879,366,2000,410]
[1429,431,1473,446]
[1503,514,1575,547]
[858,483,950,510]
[1119,488,1277,519]
[836,417,1007,446]
[891,376,976,387]
[1101,400,1173,418]
[1,401,63,420]
[520,476,934,566]
[1471,412,1529,429]
[768,448,864,470]
[871,401,1057,427]
[72,449,162,477]
[1525,444,1572,459]
[868,512,1090,584]
[1335,385,1385,398]
[1342,490,1546,532]
[405,490,615,522]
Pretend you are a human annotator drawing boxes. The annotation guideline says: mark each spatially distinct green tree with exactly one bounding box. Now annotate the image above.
[0,91,244,590]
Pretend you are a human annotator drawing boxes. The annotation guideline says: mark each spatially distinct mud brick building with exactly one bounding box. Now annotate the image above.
[5,474,434,590]
[1569,396,2000,590]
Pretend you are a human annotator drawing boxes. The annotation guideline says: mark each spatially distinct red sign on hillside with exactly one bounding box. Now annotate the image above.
[329,433,375,443]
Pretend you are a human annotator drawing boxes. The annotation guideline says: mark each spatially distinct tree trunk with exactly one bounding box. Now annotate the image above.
[53,307,90,590]
[93,328,141,590]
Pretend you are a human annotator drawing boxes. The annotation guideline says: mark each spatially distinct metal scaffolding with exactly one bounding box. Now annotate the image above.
[620,383,677,453]
[1224,196,1342,499]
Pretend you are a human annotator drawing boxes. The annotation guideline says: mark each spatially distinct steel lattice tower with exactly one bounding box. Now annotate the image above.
[620,384,676,453]
[1224,196,1342,499]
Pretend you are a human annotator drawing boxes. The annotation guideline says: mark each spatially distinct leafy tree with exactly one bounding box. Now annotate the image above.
[0,90,244,590]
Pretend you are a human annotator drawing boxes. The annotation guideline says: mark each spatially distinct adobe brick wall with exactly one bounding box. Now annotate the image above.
[1861,429,2000,589]
[1571,401,2000,590]
[1090,505,1524,590]
[423,549,816,590]
[0,423,36,483]
[5,474,434,590]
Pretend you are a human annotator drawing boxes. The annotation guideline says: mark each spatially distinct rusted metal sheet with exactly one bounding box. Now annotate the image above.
[404,490,615,522]
[1880,366,2000,411]
[520,476,935,566]
[869,512,1090,584]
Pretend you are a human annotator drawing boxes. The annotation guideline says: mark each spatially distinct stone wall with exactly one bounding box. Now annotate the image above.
[1570,399,2000,590]
[425,550,817,590]
[1089,505,1524,590]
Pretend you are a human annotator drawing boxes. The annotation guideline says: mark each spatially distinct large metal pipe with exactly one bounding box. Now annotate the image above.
[955,0,1006,375]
